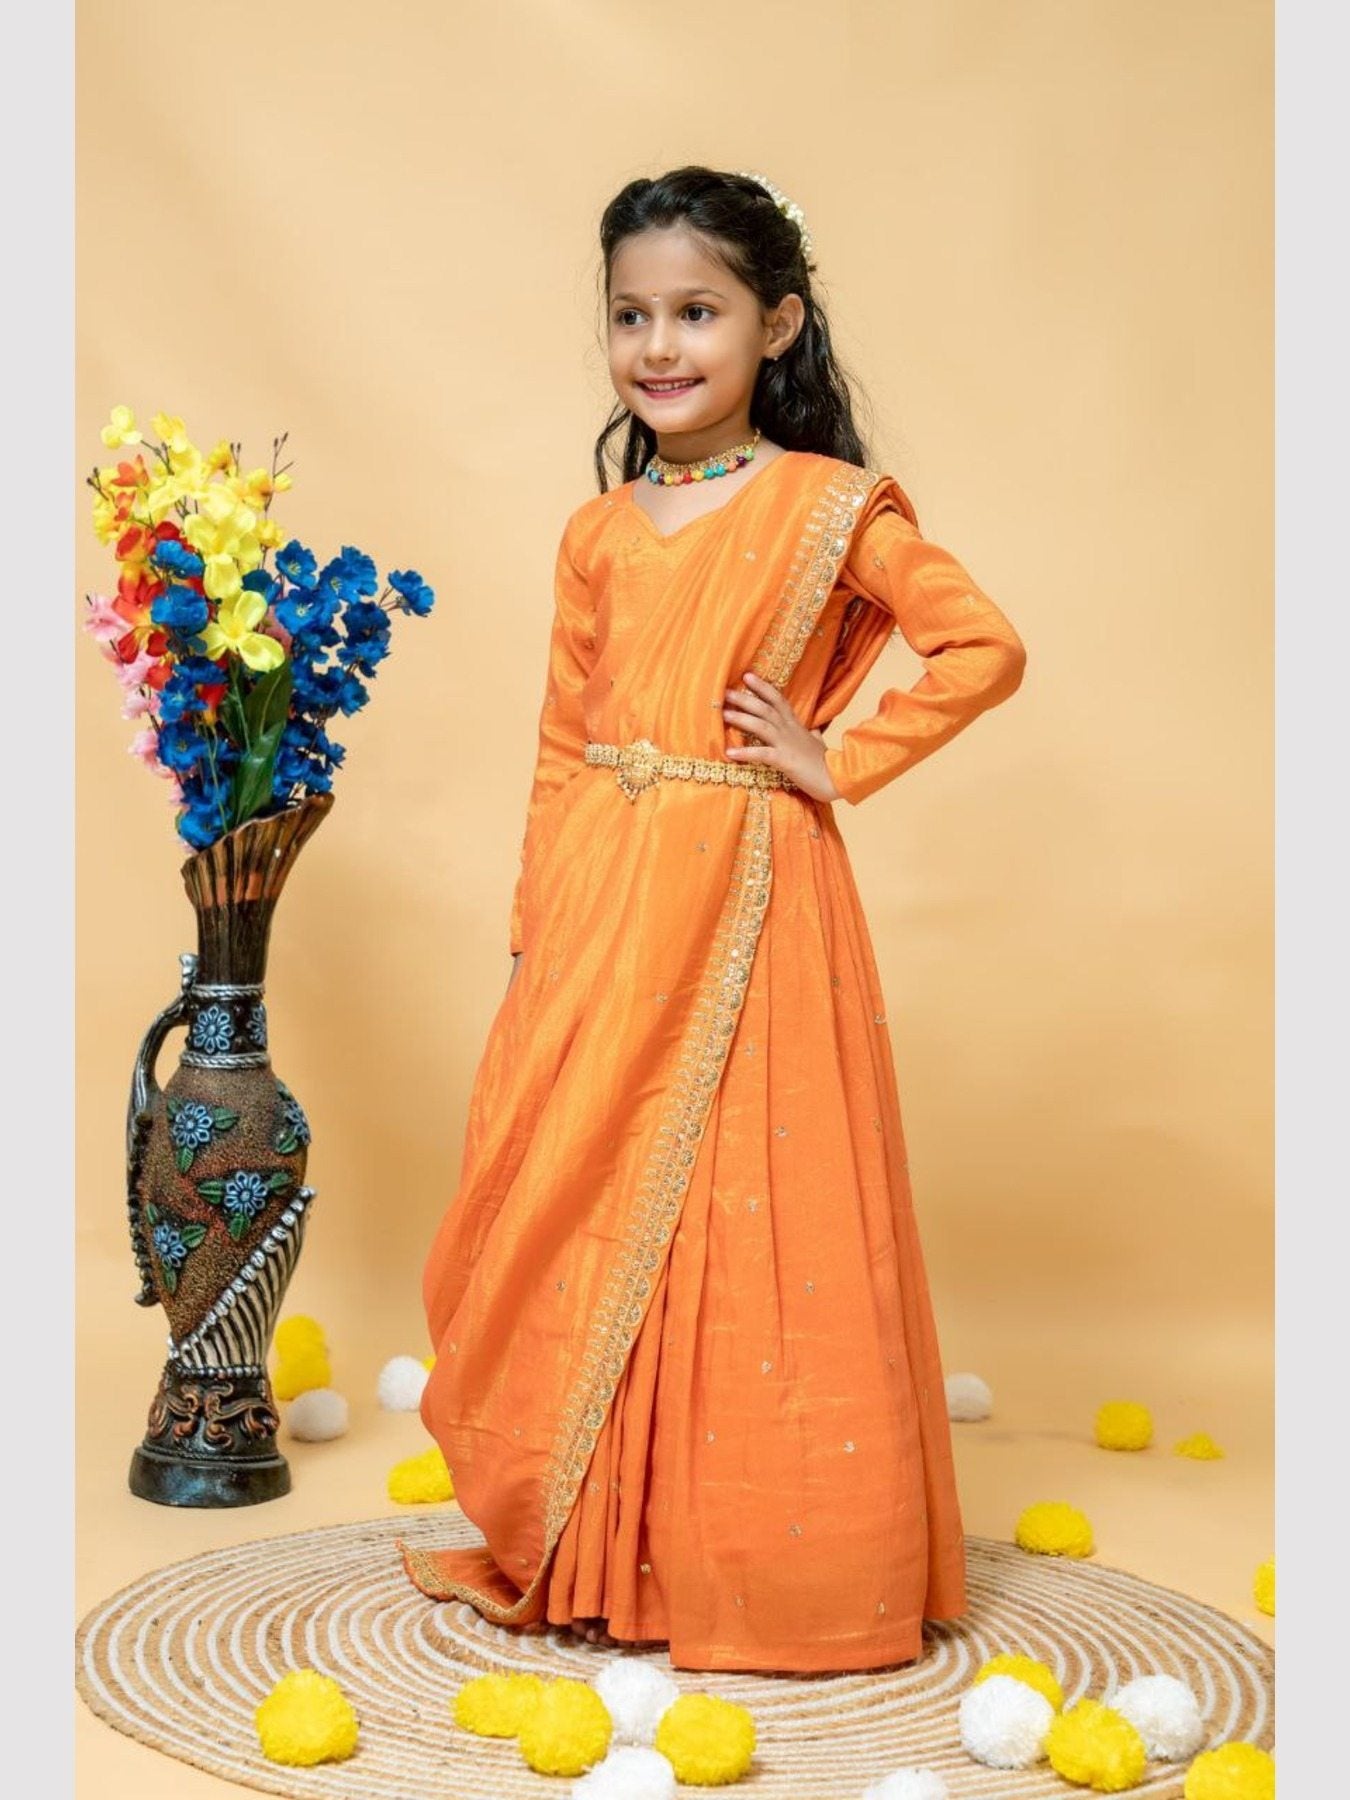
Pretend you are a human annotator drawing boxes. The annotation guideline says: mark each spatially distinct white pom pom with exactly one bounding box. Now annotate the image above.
[590,1660,679,1745]
[945,1372,993,1421]
[570,1745,676,1799]
[959,1673,1053,1768]
[285,1387,349,1441]
[863,1768,949,1800]
[1107,1673,1205,1761]
[377,1354,430,1411]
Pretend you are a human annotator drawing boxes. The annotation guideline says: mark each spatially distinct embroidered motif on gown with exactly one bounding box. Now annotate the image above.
[401,450,1027,1673]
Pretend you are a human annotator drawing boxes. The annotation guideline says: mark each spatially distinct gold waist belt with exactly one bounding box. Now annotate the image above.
[585,737,798,803]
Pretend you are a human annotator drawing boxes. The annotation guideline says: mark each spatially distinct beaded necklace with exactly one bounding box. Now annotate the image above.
[644,427,762,486]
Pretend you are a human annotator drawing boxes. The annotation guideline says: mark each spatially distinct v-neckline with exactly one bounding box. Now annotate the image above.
[626,449,797,543]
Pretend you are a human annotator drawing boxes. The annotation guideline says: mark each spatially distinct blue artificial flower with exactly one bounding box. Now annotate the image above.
[341,599,390,642]
[242,568,281,605]
[288,665,345,714]
[157,720,210,774]
[334,669,369,715]
[177,806,221,851]
[276,586,340,639]
[276,540,318,587]
[151,585,210,636]
[158,671,204,724]
[388,568,436,616]
[152,539,205,579]
[316,555,365,606]
[339,545,380,597]
[176,654,229,686]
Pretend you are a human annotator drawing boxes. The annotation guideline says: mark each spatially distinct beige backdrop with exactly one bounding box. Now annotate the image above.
[76,3,1273,1791]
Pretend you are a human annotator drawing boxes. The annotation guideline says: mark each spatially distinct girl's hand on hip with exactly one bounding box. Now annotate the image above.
[723,671,841,802]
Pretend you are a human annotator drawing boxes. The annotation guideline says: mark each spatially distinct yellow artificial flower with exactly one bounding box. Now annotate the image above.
[200,593,285,672]
[151,412,192,454]
[201,553,245,603]
[205,438,238,476]
[100,404,142,448]
[167,441,207,486]
[257,516,284,549]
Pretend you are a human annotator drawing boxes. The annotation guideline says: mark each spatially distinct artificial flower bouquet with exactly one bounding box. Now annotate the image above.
[83,406,435,851]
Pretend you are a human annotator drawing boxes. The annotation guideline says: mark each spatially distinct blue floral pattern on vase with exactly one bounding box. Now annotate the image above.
[198,1167,295,1241]
[144,1201,206,1296]
[166,1096,240,1173]
[274,1082,311,1155]
[190,1005,235,1055]
[247,1002,269,1050]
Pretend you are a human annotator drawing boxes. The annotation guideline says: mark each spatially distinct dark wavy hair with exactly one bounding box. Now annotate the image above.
[592,165,873,491]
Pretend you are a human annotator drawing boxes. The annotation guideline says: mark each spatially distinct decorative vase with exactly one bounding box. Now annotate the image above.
[125,792,333,1507]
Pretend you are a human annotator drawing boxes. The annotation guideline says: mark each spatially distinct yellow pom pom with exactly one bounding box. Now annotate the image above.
[1046,1699,1147,1791]
[1252,1557,1274,1616]
[452,1672,545,1737]
[1014,1501,1095,1558]
[254,1669,358,1766]
[274,1314,327,1358]
[387,1445,454,1504]
[517,1677,612,1777]
[1094,1401,1153,1451]
[1174,1432,1224,1460]
[272,1344,333,1401]
[422,1354,436,1370]
[1183,1741,1275,1799]
[654,1692,757,1786]
[974,1653,1065,1712]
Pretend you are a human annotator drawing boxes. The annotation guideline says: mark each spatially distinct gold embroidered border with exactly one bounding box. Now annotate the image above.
[400,458,886,1622]
[753,461,882,687]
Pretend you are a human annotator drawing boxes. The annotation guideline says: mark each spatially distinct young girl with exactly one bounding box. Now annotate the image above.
[401,166,1026,1675]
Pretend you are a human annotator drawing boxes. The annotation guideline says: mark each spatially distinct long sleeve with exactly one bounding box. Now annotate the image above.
[507,515,595,955]
[821,498,1027,806]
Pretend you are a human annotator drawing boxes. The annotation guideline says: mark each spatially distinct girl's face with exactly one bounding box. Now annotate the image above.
[606,225,803,461]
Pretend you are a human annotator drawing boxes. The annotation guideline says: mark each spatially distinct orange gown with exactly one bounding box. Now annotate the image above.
[402,450,1026,1673]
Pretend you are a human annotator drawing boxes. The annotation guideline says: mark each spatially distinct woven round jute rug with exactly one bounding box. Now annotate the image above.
[77,1513,1273,1798]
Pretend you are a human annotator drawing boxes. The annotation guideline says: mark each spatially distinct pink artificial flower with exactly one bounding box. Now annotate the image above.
[127,726,163,771]
[165,773,184,803]
[114,648,157,691]
[83,593,128,644]
[121,684,161,721]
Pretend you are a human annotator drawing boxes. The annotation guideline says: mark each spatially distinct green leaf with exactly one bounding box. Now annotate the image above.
[228,1212,249,1242]
[180,1223,207,1249]
[266,1170,294,1193]
[165,1099,181,1121]
[145,1202,161,1226]
[211,1108,240,1131]
[198,1180,226,1204]
[162,1265,178,1294]
[229,718,285,829]
[221,684,249,751]
[176,1146,193,1175]
[243,661,293,741]
[275,1130,298,1156]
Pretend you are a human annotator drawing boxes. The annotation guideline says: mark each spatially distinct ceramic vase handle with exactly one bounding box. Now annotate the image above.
[126,952,198,1306]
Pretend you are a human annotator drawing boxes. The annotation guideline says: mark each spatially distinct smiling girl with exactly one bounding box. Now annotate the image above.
[402,165,1026,1674]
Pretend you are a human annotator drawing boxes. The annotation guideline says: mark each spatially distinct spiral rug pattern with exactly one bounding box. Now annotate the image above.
[77,1514,1273,1798]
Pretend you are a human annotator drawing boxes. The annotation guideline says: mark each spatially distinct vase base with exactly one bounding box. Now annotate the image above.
[129,1443,292,1508]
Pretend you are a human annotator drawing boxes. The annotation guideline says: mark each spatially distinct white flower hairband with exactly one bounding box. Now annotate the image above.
[735,170,816,269]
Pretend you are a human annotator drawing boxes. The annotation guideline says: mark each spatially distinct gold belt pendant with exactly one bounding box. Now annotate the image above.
[584,737,796,802]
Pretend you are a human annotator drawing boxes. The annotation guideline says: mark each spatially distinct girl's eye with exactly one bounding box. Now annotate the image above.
[612,305,715,326]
